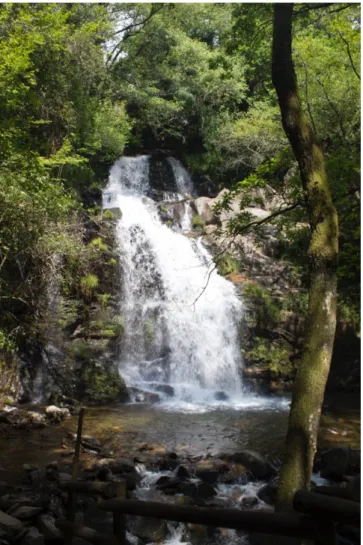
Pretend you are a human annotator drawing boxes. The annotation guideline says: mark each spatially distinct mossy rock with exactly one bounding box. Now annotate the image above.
[192,214,205,231]
[78,363,129,404]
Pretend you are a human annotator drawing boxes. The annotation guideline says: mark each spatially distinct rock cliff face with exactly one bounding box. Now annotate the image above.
[18,213,129,405]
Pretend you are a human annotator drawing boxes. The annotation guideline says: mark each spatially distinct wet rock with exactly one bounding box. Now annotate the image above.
[81,436,101,452]
[131,388,161,404]
[96,466,113,482]
[191,197,215,225]
[36,514,62,540]
[180,482,217,503]
[107,458,137,474]
[0,495,32,512]
[152,384,174,397]
[240,496,258,508]
[45,461,58,471]
[28,470,47,486]
[21,526,45,545]
[175,465,190,479]
[58,473,72,482]
[0,511,23,539]
[0,409,46,430]
[320,448,350,480]
[257,483,278,505]
[8,506,43,521]
[219,463,249,484]
[45,406,70,424]
[156,478,181,495]
[222,450,275,479]
[132,517,168,542]
[214,391,229,401]
[195,469,219,485]
[159,455,179,471]
[155,476,171,488]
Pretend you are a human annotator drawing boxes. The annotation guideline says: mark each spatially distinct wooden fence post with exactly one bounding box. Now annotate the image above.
[112,480,126,545]
[66,408,85,544]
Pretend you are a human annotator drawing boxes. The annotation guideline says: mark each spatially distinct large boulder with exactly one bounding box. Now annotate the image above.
[132,517,168,543]
[0,511,23,540]
[191,197,215,225]
[221,450,275,480]
[45,406,70,424]
[320,447,360,480]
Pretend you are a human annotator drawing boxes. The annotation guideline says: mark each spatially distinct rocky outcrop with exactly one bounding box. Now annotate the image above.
[17,214,129,406]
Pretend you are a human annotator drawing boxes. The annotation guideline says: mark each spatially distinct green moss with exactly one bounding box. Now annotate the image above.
[67,338,94,360]
[166,220,173,227]
[80,273,99,298]
[89,237,108,252]
[243,283,281,326]
[160,206,167,213]
[81,365,128,403]
[102,209,114,220]
[214,253,240,276]
[244,337,293,376]
[192,214,205,231]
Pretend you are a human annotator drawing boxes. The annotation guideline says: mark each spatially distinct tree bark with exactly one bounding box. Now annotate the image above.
[272,3,339,510]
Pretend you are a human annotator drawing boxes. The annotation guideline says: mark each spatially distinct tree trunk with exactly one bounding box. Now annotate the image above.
[272,4,339,510]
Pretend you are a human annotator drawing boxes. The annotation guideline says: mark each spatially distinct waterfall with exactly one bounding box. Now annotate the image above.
[104,156,244,407]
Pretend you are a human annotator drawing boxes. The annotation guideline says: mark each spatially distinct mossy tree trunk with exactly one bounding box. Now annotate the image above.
[272,4,339,510]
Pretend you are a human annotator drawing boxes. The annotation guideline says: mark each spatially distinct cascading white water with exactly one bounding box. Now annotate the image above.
[104,156,244,407]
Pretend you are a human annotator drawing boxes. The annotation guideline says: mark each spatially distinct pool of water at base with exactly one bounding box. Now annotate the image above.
[0,392,359,483]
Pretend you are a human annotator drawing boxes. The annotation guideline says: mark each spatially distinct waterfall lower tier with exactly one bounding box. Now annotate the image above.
[104,156,244,407]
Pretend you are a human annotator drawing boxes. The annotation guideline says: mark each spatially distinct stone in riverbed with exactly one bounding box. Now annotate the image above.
[214,391,229,401]
[21,526,45,545]
[0,511,23,539]
[107,458,136,474]
[195,469,219,485]
[175,465,190,479]
[132,517,168,543]
[221,450,275,479]
[320,447,350,480]
[8,506,43,521]
[36,514,62,540]
[240,496,258,508]
[257,483,278,505]
[45,406,70,424]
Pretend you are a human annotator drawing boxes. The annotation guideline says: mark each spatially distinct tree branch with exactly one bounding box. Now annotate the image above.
[231,201,302,236]
[337,29,360,81]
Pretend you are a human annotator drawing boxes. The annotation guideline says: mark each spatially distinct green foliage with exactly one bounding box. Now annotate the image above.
[102,210,114,220]
[80,274,99,298]
[97,293,111,308]
[192,214,205,231]
[215,253,239,276]
[81,364,126,403]
[244,337,293,376]
[243,283,281,327]
[89,237,108,252]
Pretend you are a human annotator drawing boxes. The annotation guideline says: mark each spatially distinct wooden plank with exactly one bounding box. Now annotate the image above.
[98,498,317,539]
[60,480,117,498]
[56,520,119,545]
[314,485,360,503]
[293,490,360,528]
[113,481,126,545]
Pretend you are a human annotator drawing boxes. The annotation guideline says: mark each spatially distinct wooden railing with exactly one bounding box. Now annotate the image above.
[56,409,360,545]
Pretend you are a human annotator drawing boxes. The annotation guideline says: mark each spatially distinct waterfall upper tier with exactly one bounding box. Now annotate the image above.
[103,155,244,407]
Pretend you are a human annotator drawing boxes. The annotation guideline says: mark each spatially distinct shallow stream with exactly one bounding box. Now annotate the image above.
[0,392,359,483]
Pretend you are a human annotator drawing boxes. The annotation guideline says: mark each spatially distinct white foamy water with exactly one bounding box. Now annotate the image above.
[104,156,245,408]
